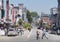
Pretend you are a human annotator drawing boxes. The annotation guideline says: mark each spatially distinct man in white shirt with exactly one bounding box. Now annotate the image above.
[42,28,48,39]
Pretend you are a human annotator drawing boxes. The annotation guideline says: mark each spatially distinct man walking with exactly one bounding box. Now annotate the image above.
[20,25,24,36]
[42,28,48,39]
[36,29,40,40]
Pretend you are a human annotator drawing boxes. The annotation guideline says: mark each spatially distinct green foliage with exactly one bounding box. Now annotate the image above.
[26,10,31,18]
[45,24,51,30]
[18,19,23,25]
[30,12,39,17]
[28,17,33,23]
[26,10,33,23]
[13,22,18,28]
[14,24,18,28]
[23,23,30,29]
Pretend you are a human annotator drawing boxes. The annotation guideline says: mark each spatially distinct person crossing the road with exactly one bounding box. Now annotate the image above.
[42,28,48,39]
[36,30,40,40]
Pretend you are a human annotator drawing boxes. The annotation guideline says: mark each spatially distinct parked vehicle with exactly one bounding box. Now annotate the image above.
[8,28,18,36]
[0,29,5,36]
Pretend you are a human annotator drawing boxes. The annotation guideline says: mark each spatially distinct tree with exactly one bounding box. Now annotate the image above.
[26,10,33,23]
[30,11,39,18]
[14,22,18,28]
[18,19,23,25]
[44,24,51,30]
[23,23,30,29]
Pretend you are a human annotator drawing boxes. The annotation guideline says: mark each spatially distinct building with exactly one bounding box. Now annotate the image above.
[49,0,60,29]
[9,4,27,24]
[0,0,5,19]
[41,13,51,26]
[10,4,15,24]
[0,1,1,19]
[22,7,27,22]
[50,7,58,15]
[18,4,23,19]
[50,7,58,27]
[6,0,9,20]
[58,0,60,27]
[1,0,5,19]
[13,6,19,25]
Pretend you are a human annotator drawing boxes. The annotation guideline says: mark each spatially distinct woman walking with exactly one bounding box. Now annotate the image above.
[36,30,40,40]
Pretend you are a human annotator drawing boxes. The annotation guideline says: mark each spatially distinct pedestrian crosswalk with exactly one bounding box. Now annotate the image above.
[0,29,60,42]
[21,29,60,41]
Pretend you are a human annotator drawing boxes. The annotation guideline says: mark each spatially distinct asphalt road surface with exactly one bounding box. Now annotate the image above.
[0,36,59,42]
[0,29,60,42]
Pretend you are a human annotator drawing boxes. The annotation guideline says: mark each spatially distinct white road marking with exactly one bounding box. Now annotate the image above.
[22,30,29,37]
[27,29,33,39]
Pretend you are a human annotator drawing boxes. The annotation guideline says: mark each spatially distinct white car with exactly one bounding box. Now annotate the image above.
[0,29,5,36]
[8,28,18,36]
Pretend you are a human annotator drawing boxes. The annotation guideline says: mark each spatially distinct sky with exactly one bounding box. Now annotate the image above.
[4,0,58,16]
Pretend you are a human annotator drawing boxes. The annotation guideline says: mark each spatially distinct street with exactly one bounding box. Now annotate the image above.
[0,27,60,42]
[0,36,59,42]
[0,0,60,42]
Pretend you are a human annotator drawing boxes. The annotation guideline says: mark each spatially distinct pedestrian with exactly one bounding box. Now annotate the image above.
[36,30,40,40]
[20,25,24,36]
[28,27,31,32]
[18,28,20,35]
[4,28,7,36]
[42,28,48,39]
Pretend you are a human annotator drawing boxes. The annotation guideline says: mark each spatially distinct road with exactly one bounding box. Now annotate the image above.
[0,23,60,42]
[0,28,60,42]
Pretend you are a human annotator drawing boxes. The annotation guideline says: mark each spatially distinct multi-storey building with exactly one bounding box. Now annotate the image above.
[0,0,5,19]
[9,4,27,24]
[6,0,9,20]
[22,7,27,22]
[41,13,51,26]
[10,4,15,24]
[0,1,2,19]
[58,0,60,27]
[50,7,58,27]
[18,4,23,19]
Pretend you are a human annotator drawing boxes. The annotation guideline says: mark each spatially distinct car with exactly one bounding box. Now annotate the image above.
[8,28,18,36]
[0,29,5,36]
